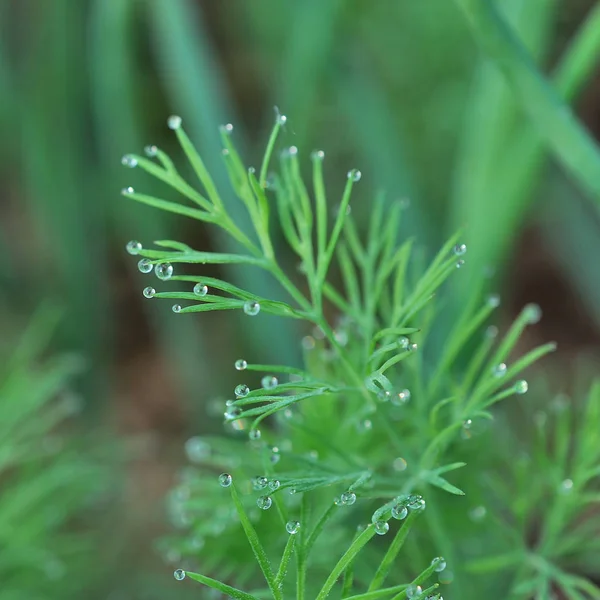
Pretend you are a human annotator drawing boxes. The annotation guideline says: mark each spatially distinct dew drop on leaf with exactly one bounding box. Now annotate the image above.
[514,380,528,395]
[193,283,208,296]
[453,243,467,256]
[340,491,356,506]
[167,115,182,130]
[391,503,408,520]
[218,473,232,488]
[261,375,278,389]
[155,263,173,281]
[347,169,362,182]
[286,520,300,534]
[243,300,260,316]
[524,303,542,324]
[406,584,422,598]
[257,495,272,510]
[393,458,408,472]
[172,305,181,314]
[492,363,507,377]
[121,154,138,168]
[138,258,153,274]
[143,287,155,299]
[374,520,389,535]
[173,568,186,581]
[253,476,268,490]
[126,240,142,255]
[235,359,247,371]
[432,556,447,572]
[235,384,250,398]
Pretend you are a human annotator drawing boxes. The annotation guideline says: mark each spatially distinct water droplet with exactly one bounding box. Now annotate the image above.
[391,503,408,520]
[286,520,300,534]
[225,405,241,420]
[235,384,250,398]
[398,336,409,349]
[193,283,208,296]
[121,154,138,168]
[456,259,465,269]
[253,476,268,490]
[341,491,356,506]
[432,557,447,572]
[463,419,472,430]
[560,478,573,494]
[126,240,142,255]
[218,473,232,487]
[406,584,422,598]
[155,263,174,281]
[249,429,261,441]
[144,145,158,157]
[257,495,272,510]
[289,488,296,495]
[374,520,389,535]
[261,375,278,389]
[311,150,325,161]
[142,287,155,299]
[277,114,287,126]
[392,389,411,406]
[268,479,281,491]
[172,304,181,314]
[287,146,298,156]
[174,568,186,581]
[469,505,487,522]
[122,186,134,195]
[393,458,408,472]
[377,390,391,402]
[302,336,316,350]
[243,300,260,316]
[235,359,247,371]
[407,494,426,511]
[487,294,501,308]
[524,303,542,324]
[514,380,528,395]
[185,436,210,462]
[357,419,372,433]
[138,258,153,274]
[486,325,498,339]
[168,115,182,130]
[409,343,418,352]
[270,447,280,464]
[492,363,507,377]
[347,169,362,182]
[220,123,234,134]
[453,243,467,256]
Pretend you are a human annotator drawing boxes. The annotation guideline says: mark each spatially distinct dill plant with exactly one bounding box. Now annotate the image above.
[0,307,105,598]
[122,113,599,599]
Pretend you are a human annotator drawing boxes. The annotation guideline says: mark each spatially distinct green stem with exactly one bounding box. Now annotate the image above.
[315,525,376,600]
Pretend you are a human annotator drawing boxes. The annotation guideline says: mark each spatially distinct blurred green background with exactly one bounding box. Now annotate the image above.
[1,0,600,597]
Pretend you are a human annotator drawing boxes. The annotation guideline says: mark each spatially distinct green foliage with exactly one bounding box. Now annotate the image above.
[120,114,600,599]
[0,307,106,599]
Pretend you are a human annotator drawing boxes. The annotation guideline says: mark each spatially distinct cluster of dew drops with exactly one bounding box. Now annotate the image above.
[125,239,261,317]
[123,116,264,318]
[123,119,527,593]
